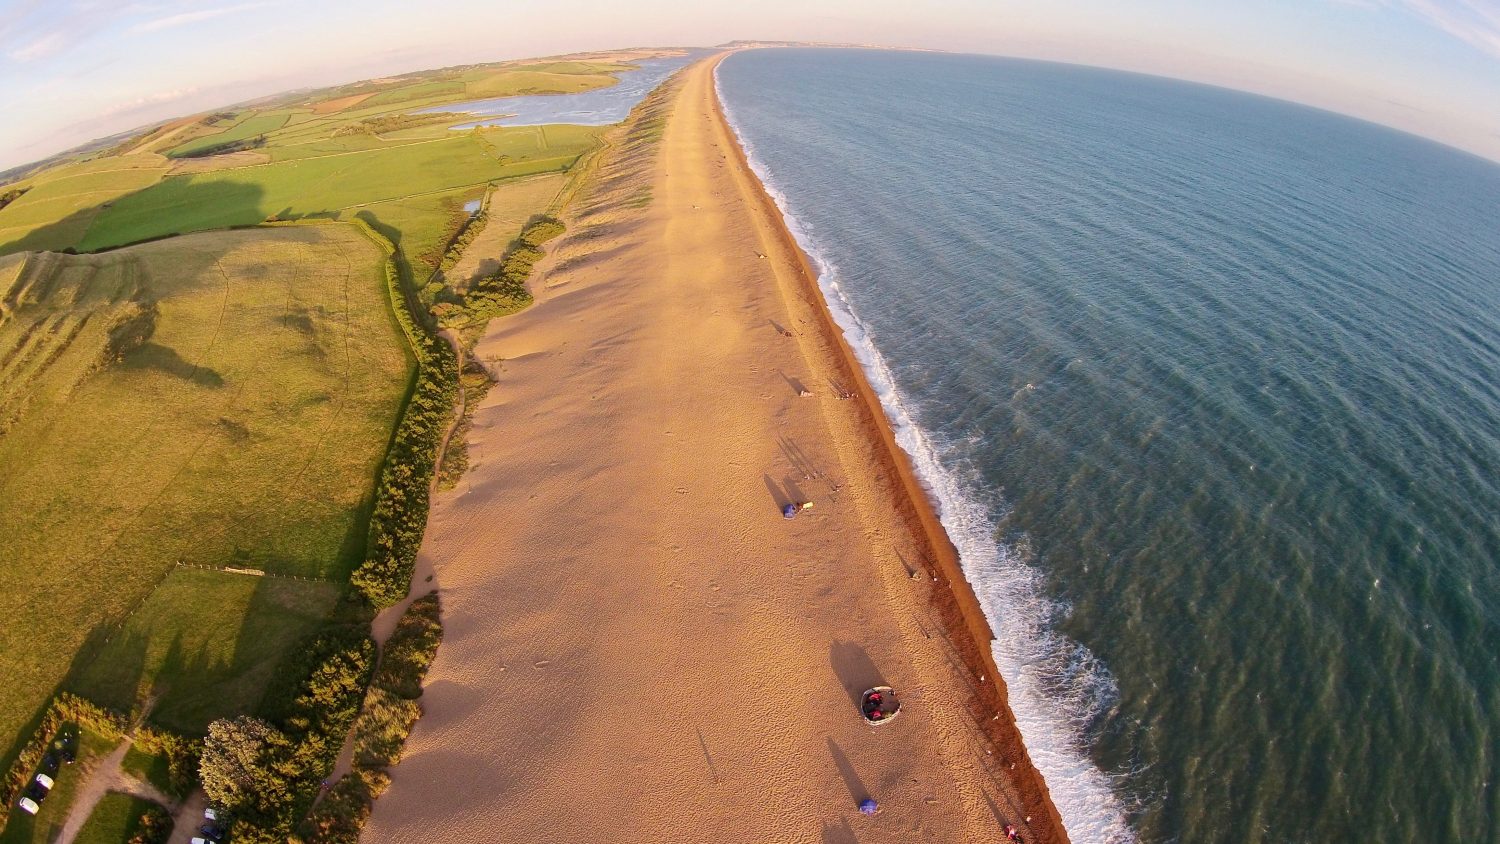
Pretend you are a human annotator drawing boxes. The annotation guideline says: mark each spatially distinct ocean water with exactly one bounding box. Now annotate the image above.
[716,48,1500,844]
[425,54,697,129]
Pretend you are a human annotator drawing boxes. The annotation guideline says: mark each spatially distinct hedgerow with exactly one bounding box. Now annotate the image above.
[209,629,374,843]
[438,210,488,275]
[347,221,459,607]
[301,594,442,844]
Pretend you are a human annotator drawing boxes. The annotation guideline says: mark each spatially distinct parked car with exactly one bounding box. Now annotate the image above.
[30,773,54,799]
[16,797,39,815]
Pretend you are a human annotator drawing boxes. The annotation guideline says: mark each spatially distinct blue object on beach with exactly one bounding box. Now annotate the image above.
[858,798,878,815]
[782,503,798,519]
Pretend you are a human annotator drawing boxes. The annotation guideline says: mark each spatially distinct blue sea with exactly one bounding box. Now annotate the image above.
[716,48,1500,843]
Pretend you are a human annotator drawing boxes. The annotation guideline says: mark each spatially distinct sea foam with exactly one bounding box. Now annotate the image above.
[715,60,1137,844]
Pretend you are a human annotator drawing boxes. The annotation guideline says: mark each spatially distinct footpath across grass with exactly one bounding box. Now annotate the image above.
[0,730,117,844]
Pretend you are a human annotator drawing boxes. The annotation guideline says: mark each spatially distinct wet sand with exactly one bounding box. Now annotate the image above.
[365,54,1067,844]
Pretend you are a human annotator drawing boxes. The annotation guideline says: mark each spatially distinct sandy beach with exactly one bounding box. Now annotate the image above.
[365,53,1067,844]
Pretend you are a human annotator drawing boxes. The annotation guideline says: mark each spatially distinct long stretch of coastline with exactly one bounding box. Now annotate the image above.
[366,53,1067,843]
[707,54,1071,841]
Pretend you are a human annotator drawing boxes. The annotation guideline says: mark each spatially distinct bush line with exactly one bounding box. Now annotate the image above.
[202,629,374,843]
[299,593,442,844]
[449,215,563,325]
[346,220,459,608]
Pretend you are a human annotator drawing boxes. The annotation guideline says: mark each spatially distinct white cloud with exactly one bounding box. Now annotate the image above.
[8,30,69,62]
[128,2,274,35]
[1399,0,1500,59]
[1339,0,1500,60]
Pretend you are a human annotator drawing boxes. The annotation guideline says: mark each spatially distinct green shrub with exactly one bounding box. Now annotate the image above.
[350,688,420,769]
[127,727,201,797]
[437,210,488,274]
[518,216,564,247]
[296,768,389,844]
[347,221,459,607]
[126,802,172,844]
[204,630,374,841]
[372,592,443,699]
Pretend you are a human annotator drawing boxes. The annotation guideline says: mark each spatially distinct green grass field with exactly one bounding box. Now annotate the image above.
[77,127,600,251]
[69,570,341,734]
[0,730,117,844]
[166,111,293,158]
[0,156,168,254]
[0,52,634,798]
[0,225,411,758]
[72,792,167,844]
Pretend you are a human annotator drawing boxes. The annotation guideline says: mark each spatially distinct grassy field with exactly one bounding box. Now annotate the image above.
[0,225,411,760]
[166,111,293,158]
[0,156,168,254]
[69,570,341,734]
[0,730,117,844]
[72,792,167,844]
[0,52,640,797]
[77,127,600,251]
[443,174,568,288]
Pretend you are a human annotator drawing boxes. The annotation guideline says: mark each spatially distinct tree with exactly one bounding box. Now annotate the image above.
[200,716,287,812]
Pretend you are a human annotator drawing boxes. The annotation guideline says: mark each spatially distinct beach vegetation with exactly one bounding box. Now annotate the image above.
[301,594,441,843]
[207,630,374,842]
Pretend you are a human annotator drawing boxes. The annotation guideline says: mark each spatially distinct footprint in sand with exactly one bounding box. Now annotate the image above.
[533,660,551,669]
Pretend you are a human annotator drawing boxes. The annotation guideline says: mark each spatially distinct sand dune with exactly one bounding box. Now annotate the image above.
[365,55,1065,844]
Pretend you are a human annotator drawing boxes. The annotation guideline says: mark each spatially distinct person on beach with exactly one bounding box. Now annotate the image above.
[781,501,813,519]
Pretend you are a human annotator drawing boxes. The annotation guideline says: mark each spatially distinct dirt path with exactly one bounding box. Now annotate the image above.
[363,55,1064,844]
[56,740,176,844]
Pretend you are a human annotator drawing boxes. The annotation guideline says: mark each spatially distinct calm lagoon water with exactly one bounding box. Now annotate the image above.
[424,54,697,129]
[718,48,1500,844]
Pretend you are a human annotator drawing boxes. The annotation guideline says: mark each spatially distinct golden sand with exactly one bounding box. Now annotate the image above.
[365,54,1066,844]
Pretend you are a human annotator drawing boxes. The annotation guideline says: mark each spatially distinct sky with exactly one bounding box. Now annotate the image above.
[2,0,1499,171]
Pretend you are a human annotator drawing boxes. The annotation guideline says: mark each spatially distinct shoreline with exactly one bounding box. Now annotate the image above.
[367,51,1069,843]
[706,52,1071,843]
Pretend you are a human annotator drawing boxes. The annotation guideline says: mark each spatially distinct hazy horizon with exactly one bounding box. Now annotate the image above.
[3,0,1500,173]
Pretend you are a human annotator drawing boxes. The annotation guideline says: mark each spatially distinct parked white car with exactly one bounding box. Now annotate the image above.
[32,773,54,793]
[16,797,39,815]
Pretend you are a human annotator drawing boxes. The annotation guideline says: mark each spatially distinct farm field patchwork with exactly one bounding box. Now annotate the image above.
[166,111,294,158]
[0,225,411,764]
[78,127,601,251]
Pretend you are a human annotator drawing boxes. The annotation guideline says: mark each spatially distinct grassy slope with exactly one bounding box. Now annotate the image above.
[0,226,411,753]
[72,792,165,844]
[0,157,168,254]
[0,54,620,782]
[166,111,294,158]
